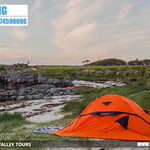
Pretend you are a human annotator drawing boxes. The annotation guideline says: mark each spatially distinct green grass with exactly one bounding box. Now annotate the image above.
[0,112,30,135]
[0,112,86,141]
[129,91,150,111]
[32,65,150,81]
[0,65,150,148]
[1,64,150,81]
[0,78,150,141]
[63,78,150,116]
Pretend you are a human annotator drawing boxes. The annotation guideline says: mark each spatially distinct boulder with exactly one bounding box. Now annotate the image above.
[17,96,25,101]
[0,71,74,101]
[50,88,59,95]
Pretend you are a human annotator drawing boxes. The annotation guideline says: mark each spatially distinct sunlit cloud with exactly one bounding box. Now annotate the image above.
[51,0,150,64]
[12,27,28,41]
[117,1,140,21]
[0,43,7,51]
[0,43,21,61]
[0,41,29,63]
[31,0,42,12]
[0,53,21,61]
[0,0,149,65]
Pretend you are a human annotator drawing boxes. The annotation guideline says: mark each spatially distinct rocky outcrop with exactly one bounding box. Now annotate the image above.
[0,90,18,101]
[0,85,73,102]
[0,70,73,102]
[0,70,73,90]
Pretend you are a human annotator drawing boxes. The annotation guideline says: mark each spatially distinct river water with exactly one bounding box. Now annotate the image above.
[0,80,126,123]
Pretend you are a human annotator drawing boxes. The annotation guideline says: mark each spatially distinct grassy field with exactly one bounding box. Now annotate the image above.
[1,64,150,80]
[63,78,150,116]
[0,112,29,134]
[0,65,150,149]
[33,65,150,81]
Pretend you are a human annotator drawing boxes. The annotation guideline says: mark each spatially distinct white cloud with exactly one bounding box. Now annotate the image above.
[0,43,7,51]
[51,0,108,64]
[31,0,42,12]
[117,0,142,25]
[11,43,19,48]
[30,0,45,25]
[0,42,22,62]
[117,2,134,20]
[50,0,150,64]
[52,0,105,30]
[0,53,20,61]
[12,27,28,41]
[66,22,97,39]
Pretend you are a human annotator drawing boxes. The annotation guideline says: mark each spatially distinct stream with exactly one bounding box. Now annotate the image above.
[0,80,126,123]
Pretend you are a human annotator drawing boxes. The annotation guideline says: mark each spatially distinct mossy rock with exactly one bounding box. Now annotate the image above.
[144,71,150,77]
[116,71,121,76]
[133,71,143,77]
[94,71,103,76]
[122,71,130,77]
[104,70,115,76]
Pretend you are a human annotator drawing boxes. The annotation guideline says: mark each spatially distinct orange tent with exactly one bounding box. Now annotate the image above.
[51,94,150,141]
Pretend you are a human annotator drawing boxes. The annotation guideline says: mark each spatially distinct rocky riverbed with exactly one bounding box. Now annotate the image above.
[72,80,126,88]
[0,70,126,102]
[0,95,82,122]
[0,70,73,102]
[0,70,126,122]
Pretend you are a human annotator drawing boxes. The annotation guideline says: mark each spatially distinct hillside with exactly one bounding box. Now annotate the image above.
[87,58,127,66]
[85,58,150,66]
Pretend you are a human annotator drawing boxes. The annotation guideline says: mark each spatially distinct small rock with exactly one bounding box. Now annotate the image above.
[32,94,43,99]
[50,88,59,95]
[26,95,33,100]
[37,74,47,83]
[52,78,61,86]
[60,78,73,87]
[17,96,25,101]
[19,88,27,95]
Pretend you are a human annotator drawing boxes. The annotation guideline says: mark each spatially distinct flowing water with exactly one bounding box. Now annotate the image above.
[0,80,126,122]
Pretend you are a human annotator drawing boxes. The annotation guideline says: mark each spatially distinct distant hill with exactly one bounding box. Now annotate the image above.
[87,58,127,66]
[128,59,150,65]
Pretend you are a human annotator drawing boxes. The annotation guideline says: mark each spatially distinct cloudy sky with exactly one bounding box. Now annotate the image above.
[0,0,150,65]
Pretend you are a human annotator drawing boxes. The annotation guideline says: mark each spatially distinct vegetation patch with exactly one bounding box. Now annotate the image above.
[33,65,150,82]
[63,78,150,116]
[129,91,150,111]
[0,65,149,145]
[0,112,30,134]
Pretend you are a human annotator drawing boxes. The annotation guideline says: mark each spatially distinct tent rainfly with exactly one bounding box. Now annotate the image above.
[51,94,150,141]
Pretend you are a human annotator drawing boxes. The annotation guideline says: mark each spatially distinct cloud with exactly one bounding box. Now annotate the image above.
[66,22,97,39]
[0,53,20,61]
[1,0,149,65]
[51,0,108,64]
[31,0,42,12]
[117,1,139,20]
[51,0,105,30]
[51,0,150,64]
[0,41,30,64]
[12,27,28,41]
[11,43,19,48]
[30,0,44,25]
[0,43,21,62]
[0,43,7,51]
